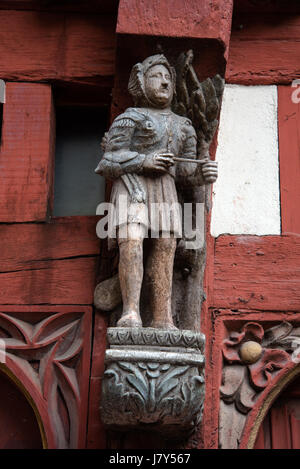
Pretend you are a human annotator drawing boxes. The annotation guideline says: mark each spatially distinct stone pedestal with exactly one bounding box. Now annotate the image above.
[100,327,205,440]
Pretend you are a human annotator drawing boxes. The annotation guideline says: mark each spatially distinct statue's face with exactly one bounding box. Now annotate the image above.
[144,64,173,108]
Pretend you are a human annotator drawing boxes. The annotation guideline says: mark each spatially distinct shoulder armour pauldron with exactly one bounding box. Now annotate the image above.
[110,107,147,131]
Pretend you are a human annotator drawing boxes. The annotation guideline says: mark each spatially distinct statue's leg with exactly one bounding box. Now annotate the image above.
[145,237,177,329]
[117,223,145,328]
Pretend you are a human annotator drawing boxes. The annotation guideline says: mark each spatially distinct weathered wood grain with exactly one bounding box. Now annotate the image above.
[0,10,115,82]
[226,14,300,84]
[0,217,100,304]
[278,86,300,235]
[0,217,100,271]
[0,257,98,305]
[232,13,300,41]
[0,83,54,222]
[227,41,300,85]
[214,235,300,311]
[117,0,233,48]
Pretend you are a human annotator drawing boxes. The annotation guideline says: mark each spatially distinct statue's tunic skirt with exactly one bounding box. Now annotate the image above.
[109,172,181,238]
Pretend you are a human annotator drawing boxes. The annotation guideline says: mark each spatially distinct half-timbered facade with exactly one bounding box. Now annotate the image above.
[0,0,299,449]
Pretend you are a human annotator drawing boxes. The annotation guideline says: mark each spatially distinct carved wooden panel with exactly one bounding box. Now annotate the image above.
[0,306,92,449]
[218,315,300,449]
[202,310,300,449]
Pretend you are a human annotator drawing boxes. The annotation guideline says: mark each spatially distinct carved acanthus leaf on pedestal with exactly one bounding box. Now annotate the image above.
[101,327,205,440]
[219,321,300,448]
[102,361,204,432]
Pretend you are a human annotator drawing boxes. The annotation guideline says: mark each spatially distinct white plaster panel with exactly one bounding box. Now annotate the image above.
[211,84,281,237]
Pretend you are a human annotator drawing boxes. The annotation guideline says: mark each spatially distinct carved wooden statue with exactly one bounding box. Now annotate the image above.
[95,52,223,331]
[96,51,224,437]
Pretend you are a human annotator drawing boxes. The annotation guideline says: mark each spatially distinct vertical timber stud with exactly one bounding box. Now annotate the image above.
[0,83,55,222]
[278,85,300,235]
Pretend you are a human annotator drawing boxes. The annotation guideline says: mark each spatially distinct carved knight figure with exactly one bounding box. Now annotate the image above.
[95,53,221,330]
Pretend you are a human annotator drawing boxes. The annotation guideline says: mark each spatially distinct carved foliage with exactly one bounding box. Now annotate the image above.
[0,310,91,449]
[101,358,205,439]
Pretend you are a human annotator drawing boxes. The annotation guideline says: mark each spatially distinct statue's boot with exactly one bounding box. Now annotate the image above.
[145,238,177,330]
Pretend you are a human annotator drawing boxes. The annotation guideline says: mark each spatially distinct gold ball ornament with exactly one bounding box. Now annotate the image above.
[239,341,263,364]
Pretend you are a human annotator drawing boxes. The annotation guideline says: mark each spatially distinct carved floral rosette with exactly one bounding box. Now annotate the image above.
[100,327,205,439]
[220,321,300,448]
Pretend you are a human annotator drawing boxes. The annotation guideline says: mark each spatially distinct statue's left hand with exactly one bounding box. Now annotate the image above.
[201,160,218,184]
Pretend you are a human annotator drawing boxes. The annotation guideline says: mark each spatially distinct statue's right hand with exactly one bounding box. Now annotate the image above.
[143,152,174,175]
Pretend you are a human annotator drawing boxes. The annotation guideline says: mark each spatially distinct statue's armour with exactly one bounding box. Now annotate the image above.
[96,107,197,179]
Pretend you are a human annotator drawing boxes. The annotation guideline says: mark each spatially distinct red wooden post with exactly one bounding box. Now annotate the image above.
[290,414,300,449]
[278,85,300,235]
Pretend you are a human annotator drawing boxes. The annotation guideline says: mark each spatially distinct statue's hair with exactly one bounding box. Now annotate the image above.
[128,54,176,106]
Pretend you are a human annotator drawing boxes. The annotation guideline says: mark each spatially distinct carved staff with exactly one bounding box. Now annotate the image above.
[173,157,207,164]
